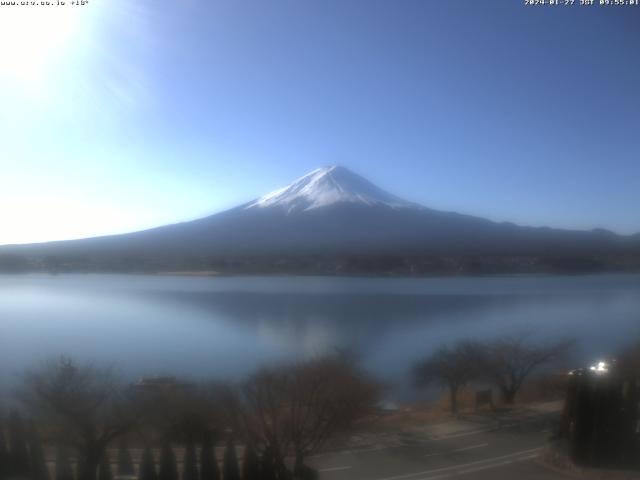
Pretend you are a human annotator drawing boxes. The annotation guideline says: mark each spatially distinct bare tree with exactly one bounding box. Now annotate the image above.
[19,357,145,480]
[134,379,225,444]
[413,340,483,414]
[481,334,573,404]
[236,367,294,479]
[287,354,379,474]
[233,353,380,477]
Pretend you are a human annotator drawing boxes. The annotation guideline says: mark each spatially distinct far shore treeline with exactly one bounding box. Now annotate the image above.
[1,252,640,276]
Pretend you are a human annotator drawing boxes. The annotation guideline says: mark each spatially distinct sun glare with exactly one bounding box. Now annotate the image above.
[0,5,86,86]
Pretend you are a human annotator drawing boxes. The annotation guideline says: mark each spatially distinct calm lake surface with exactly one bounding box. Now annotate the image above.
[1,273,639,399]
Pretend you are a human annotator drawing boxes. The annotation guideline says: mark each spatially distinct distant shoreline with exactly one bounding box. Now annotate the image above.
[2,270,639,280]
[155,270,222,277]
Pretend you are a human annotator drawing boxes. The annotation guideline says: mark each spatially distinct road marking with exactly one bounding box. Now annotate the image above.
[428,421,528,440]
[424,443,488,457]
[318,465,352,473]
[309,445,388,459]
[455,453,538,475]
[350,446,388,454]
[311,414,556,459]
[453,442,489,453]
[424,453,539,479]
[373,447,542,480]
[428,428,493,440]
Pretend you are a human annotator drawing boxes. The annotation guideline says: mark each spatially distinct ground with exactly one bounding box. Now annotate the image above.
[309,401,571,480]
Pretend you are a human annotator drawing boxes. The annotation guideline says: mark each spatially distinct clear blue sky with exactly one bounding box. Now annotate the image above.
[1,0,639,244]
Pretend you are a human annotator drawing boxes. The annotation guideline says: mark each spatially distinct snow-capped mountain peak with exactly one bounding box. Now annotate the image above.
[244,165,419,213]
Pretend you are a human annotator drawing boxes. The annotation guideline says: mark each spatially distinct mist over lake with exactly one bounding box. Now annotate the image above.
[1,273,639,400]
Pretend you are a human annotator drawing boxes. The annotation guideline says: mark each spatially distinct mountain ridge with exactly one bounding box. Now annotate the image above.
[0,166,638,274]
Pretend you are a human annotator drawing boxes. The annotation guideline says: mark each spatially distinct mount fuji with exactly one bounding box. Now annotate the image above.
[1,166,637,273]
[244,165,419,213]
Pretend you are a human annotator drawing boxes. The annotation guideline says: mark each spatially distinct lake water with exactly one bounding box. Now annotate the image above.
[1,273,639,400]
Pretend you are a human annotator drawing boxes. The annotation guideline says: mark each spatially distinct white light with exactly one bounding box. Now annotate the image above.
[589,361,609,374]
[0,6,85,86]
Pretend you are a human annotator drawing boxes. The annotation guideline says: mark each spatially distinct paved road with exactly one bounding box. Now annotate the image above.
[310,406,567,480]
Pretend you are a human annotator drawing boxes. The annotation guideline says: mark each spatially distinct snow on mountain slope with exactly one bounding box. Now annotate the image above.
[244,165,421,213]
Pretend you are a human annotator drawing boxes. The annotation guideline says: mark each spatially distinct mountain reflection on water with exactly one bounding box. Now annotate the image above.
[1,274,639,400]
